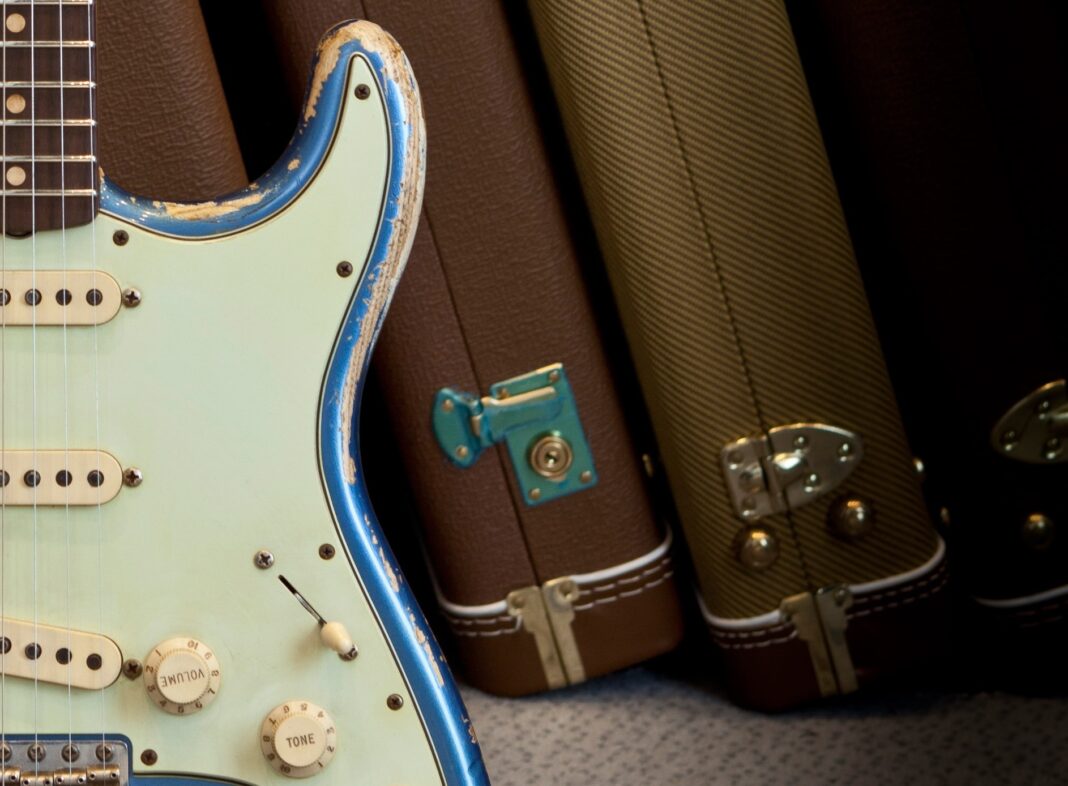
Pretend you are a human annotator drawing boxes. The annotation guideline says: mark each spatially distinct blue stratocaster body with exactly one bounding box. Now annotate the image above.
[0,13,488,786]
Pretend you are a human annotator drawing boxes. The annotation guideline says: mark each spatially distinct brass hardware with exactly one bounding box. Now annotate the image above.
[827,496,876,541]
[734,527,779,571]
[781,586,857,697]
[580,470,593,484]
[913,457,925,479]
[529,487,542,501]
[529,434,574,481]
[507,579,586,689]
[1022,513,1055,551]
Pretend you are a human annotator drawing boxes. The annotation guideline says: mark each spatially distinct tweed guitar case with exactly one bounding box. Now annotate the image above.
[248,0,684,696]
[787,0,1068,690]
[527,0,949,709]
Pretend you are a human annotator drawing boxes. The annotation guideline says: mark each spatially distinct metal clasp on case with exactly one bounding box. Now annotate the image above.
[432,363,598,506]
[722,423,863,521]
[992,380,1068,463]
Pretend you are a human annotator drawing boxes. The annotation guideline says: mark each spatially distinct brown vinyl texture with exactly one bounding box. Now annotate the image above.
[96,0,246,200]
[258,0,680,674]
[527,0,938,618]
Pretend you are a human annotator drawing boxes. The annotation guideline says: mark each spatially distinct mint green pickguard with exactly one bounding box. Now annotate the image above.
[0,56,442,785]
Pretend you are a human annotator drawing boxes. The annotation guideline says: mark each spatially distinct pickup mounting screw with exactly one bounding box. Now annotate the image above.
[387,694,404,711]
[122,288,142,308]
[337,260,353,278]
[113,230,129,246]
[355,84,371,100]
[319,543,336,560]
[95,743,114,762]
[123,467,143,487]
[141,749,158,766]
[122,658,143,679]
[254,549,275,569]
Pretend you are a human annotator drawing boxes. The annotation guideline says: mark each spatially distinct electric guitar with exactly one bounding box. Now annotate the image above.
[0,5,488,785]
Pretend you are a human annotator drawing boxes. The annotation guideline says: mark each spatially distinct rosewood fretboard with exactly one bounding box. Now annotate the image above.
[0,0,97,236]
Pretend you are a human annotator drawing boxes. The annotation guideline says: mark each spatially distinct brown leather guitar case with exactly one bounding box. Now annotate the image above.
[526,0,949,709]
[787,0,1068,691]
[240,0,685,696]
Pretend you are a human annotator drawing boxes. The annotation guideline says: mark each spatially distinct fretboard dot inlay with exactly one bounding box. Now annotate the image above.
[6,166,26,187]
[5,94,25,114]
[5,13,25,34]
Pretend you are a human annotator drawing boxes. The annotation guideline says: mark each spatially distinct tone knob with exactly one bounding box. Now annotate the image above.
[261,701,338,778]
[143,637,221,715]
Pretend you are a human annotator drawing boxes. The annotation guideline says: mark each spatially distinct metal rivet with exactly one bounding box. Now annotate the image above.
[510,594,525,609]
[496,387,510,400]
[734,527,779,571]
[803,473,821,492]
[726,450,744,468]
[95,743,114,762]
[454,445,469,460]
[386,694,404,710]
[336,260,353,277]
[113,230,129,246]
[87,469,104,487]
[122,288,142,307]
[1000,430,1018,450]
[913,457,926,479]
[122,658,143,679]
[123,467,143,487]
[529,487,541,501]
[319,543,336,560]
[793,435,809,450]
[87,653,102,671]
[529,434,573,481]
[1037,399,1053,415]
[834,588,849,606]
[1044,438,1062,461]
[141,749,158,766]
[837,442,854,460]
[355,84,371,100]
[558,580,579,603]
[254,550,275,569]
[1022,513,1055,551]
[441,398,454,413]
[547,369,561,383]
[827,495,876,542]
[24,288,40,306]
[28,743,45,762]
[61,743,79,763]
[580,470,593,484]
[939,507,952,526]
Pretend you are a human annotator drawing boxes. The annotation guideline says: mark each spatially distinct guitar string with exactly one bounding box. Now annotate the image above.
[30,0,41,771]
[1,0,8,769]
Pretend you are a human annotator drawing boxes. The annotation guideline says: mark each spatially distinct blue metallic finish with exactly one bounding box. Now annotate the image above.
[432,365,598,506]
[101,24,489,786]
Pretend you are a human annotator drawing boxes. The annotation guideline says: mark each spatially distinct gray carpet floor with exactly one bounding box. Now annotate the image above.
[460,664,1068,785]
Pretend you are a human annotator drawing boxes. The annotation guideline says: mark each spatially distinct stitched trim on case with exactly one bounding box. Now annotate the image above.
[572,571,674,611]
[850,562,950,609]
[848,573,950,620]
[583,557,673,594]
[716,631,799,650]
[710,622,793,641]
[449,617,523,638]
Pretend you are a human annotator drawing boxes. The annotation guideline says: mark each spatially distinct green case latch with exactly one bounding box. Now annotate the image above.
[432,363,597,506]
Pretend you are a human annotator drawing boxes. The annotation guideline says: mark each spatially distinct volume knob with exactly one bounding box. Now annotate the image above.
[144,637,221,715]
[261,701,337,778]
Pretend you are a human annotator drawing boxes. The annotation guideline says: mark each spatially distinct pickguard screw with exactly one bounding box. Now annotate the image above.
[28,743,45,762]
[254,549,275,569]
[122,288,142,308]
[122,658,143,679]
[123,467,143,487]
[337,260,353,278]
[61,743,80,762]
[355,84,371,100]
[95,743,114,762]
[113,230,129,246]
[386,694,404,711]
[319,543,336,560]
[141,749,158,766]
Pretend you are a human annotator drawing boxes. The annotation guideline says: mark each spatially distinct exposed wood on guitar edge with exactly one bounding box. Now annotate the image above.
[152,191,264,221]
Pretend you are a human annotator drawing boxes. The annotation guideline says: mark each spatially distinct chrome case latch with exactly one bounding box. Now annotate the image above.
[432,364,597,506]
[722,423,863,521]
[993,380,1068,463]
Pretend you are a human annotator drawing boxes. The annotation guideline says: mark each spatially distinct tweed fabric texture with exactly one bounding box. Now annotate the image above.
[527,0,938,618]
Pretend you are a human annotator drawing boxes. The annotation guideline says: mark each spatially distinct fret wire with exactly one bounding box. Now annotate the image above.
[0,81,95,87]
[0,190,97,196]
[0,2,94,6]
[0,42,94,48]
[0,155,96,161]
[0,119,96,126]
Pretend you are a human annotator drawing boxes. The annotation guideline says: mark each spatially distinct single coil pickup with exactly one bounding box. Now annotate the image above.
[0,618,121,689]
[0,450,122,506]
[0,270,120,326]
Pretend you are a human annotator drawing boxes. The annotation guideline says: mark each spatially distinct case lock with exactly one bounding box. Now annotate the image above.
[992,380,1068,463]
[432,363,597,506]
[721,423,863,521]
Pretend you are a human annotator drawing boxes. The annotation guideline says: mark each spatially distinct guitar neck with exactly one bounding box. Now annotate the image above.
[1,0,98,236]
